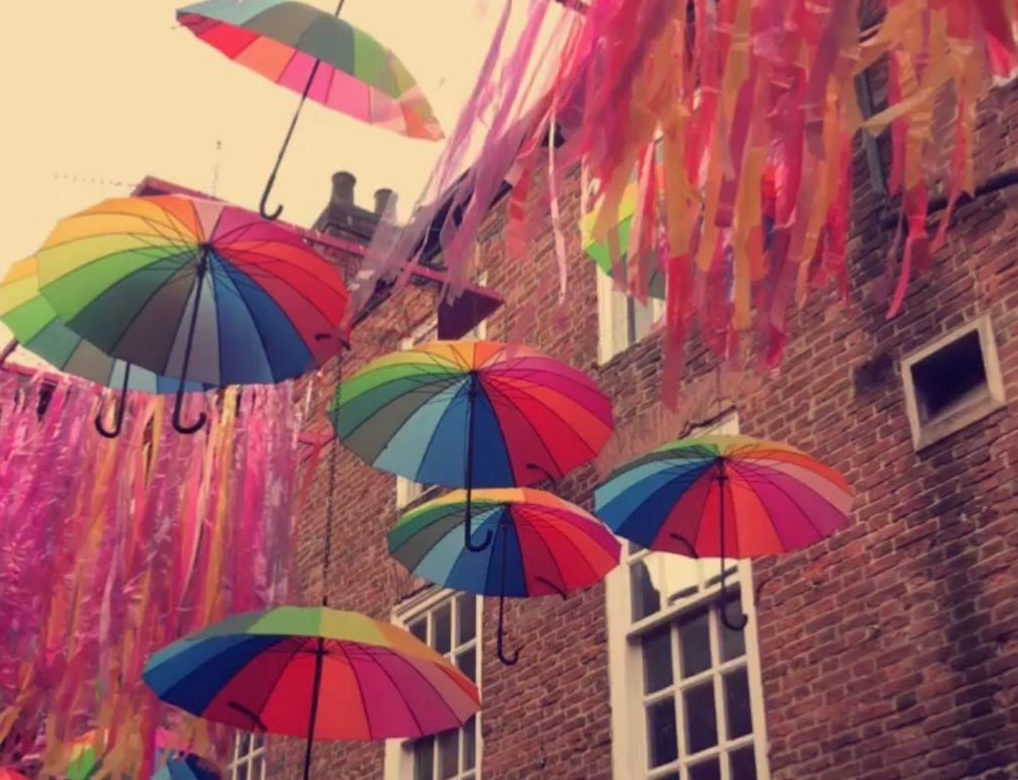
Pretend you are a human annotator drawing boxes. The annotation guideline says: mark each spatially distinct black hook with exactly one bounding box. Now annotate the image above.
[171,251,209,435]
[497,593,520,667]
[463,487,493,552]
[496,519,520,666]
[717,462,748,632]
[95,364,132,438]
[258,170,283,222]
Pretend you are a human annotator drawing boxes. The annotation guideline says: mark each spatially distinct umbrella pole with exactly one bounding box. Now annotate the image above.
[496,519,520,666]
[718,462,748,631]
[95,363,131,438]
[303,637,326,780]
[464,375,492,552]
[260,0,347,221]
[172,253,209,434]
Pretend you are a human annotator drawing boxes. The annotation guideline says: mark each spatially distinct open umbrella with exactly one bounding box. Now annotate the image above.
[330,340,613,552]
[33,195,348,434]
[594,435,852,629]
[143,607,479,780]
[0,256,208,437]
[0,770,30,780]
[390,488,620,665]
[177,0,443,219]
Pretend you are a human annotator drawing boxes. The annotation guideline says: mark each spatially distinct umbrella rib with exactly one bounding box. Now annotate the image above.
[360,650,426,735]
[478,377,567,479]
[725,460,833,544]
[339,373,464,443]
[377,649,465,733]
[226,639,306,733]
[528,510,601,590]
[518,510,572,596]
[333,640,373,736]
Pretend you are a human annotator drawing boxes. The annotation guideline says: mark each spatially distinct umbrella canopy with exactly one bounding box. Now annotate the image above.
[594,435,852,627]
[177,0,443,141]
[391,488,620,598]
[34,195,348,432]
[0,257,208,395]
[152,754,220,780]
[0,256,209,436]
[331,339,613,552]
[391,488,620,665]
[0,770,30,780]
[143,607,479,779]
[331,340,613,488]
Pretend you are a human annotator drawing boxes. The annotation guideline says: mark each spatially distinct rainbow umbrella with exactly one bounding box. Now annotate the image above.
[0,770,30,780]
[330,340,613,551]
[0,256,208,437]
[143,607,479,780]
[177,0,442,219]
[595,435,852,629]
[34,195,348,434]
[391,488,620,665]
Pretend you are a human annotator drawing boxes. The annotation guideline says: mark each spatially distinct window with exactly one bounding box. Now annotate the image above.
[901,314,1005,450]
[605,414,771,780]
[395,301,487,510]
[385,590,482,780]
[227,733,265,780]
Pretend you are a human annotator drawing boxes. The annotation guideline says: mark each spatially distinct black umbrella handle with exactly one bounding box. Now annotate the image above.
[464,376,492,552]
[172,253,209,435]
[496,521,520,666]
[95,363,132,438]
[717,463,748,632]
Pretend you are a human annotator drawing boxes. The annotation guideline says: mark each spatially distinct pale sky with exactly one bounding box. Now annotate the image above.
[0,0,566,363]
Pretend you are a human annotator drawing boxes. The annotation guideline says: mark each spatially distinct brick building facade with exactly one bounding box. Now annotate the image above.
[260,76,1018,780]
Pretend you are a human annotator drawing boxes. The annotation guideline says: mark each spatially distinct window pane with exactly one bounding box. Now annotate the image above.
[413,738,435,780]
[631,296,656,343]
[689,758,721,780]
[642,626,673,694]
[252,733,265,751]
[678,610,711,678]
[730,746,758,780]
[255,756,266,780]
[457,647,477,683]
[724,668,753,739]
[437,729,459,779]
[457,594,476,645]
[645,698,678,768]
[409,617,427,644]
[630,559,662,621]
[463,716,477,769]
[684,682,718,754]
[235,765,248,780]
[661,555,701,602]
[434,602,452,655]
[719,600,747,661]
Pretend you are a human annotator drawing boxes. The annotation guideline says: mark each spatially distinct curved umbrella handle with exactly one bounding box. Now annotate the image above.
[716,462,748,632]
[172,387,207,435]
[95,363,132,438]
[464,518,493,552]
[497,593,520,667]
[259,170,284,222]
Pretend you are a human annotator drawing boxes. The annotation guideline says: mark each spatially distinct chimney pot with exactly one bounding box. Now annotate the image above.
[374,188,396,216]
[331,171,356,207]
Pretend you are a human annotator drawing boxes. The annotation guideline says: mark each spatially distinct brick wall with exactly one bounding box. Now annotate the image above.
[269,79,1018,779]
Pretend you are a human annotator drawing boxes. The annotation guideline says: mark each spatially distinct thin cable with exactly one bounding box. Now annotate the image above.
[323,350,344,606]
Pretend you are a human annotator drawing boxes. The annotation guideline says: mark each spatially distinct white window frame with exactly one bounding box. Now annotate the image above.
[227,732,266,780]
[900,314,1006,451]
[384,587,483,780]
[605,413,771,780]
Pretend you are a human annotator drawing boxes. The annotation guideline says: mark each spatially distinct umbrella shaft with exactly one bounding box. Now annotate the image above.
[303,638,326,780]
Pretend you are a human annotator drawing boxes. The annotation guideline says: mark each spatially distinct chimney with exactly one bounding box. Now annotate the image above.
[374,188,397,216]
[331,171,356,207]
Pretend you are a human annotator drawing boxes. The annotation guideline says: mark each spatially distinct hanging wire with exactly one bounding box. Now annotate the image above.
[322,349,345,606]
